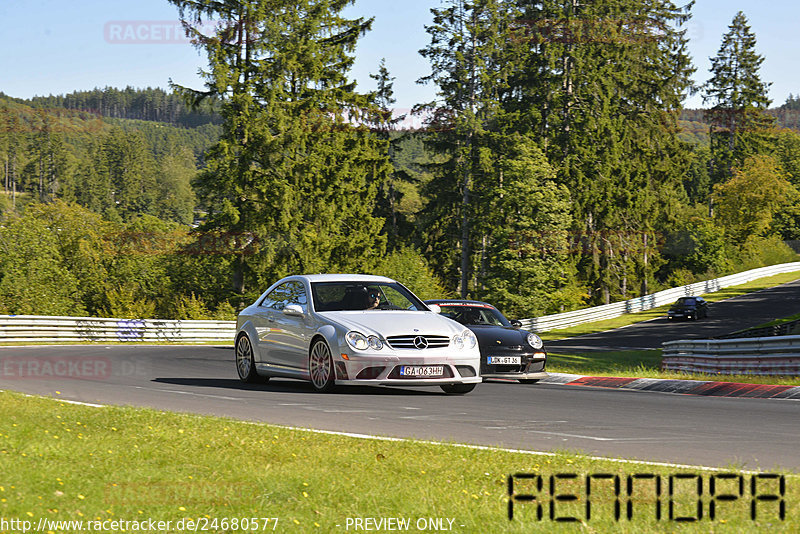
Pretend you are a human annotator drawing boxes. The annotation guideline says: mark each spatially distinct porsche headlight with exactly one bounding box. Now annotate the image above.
[527,333,543,349]
[346,331,383,351]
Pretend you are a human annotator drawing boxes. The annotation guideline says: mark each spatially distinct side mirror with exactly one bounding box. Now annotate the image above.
[283,304,304,317]
[427,304,441,314]
[510,320,522,329]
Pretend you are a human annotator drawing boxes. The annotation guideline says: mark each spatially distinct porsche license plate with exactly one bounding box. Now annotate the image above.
[399,365,444,377]
[488,356,521,365]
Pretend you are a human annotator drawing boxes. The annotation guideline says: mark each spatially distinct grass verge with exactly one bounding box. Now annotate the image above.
[747,313,800,331]
[1,390,797,532]
[539,271,800,342]
[547,350,800,386]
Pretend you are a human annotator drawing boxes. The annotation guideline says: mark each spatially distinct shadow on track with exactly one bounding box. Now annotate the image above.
[151,377,445,396]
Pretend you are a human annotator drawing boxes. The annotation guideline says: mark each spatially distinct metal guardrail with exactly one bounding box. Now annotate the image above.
[662,336,800,376]
[1,261,799,344]
[518,261,800,333]
[0,315,236,343]
[716,318,800,340]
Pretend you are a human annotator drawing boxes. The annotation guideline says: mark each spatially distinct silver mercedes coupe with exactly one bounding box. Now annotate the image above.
[235,274,481,394]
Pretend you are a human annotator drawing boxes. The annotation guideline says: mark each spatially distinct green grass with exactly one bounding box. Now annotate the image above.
[1,390,797,532]
[747,312,800,331]
[540,271,800,342]
[547,350,800,386]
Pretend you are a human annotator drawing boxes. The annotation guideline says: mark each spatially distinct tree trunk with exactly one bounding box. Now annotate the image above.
[460,154,471,298]
[640,233,649,296]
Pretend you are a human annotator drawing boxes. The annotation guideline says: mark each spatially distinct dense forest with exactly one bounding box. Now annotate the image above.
[1,1,799,321]
[3,87,221,128]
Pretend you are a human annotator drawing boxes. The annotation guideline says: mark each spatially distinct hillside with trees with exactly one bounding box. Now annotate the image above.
[1,1,799,321]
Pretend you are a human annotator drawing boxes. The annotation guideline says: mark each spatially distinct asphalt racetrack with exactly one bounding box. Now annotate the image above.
[1,343,799,471]
[547,278,800,351]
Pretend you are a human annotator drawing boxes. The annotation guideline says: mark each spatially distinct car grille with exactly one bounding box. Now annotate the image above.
[386,335,450,349]
[483,354,546,374]
[491,364,527,373]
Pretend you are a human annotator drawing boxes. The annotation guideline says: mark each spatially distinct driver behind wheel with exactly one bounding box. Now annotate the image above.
[464,308,482,324]
[364,289,381,310]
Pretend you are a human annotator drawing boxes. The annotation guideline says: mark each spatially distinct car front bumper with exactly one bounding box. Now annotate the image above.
[479,350,546,379]
[333,350,481,386]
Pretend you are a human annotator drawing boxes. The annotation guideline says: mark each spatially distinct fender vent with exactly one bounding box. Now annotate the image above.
[456,365,477,377]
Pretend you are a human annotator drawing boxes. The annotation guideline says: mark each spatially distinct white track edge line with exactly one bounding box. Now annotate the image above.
[4,389,792,475]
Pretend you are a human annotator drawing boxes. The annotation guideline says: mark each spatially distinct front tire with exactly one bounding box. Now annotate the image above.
[309,339,336,392]
[236,334,266,383]
[440,383,476,395]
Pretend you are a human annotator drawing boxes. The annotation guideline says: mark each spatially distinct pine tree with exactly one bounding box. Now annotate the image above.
[22,111,71,203]
[0,104,11,198]
[103,129,157,220]
[368,59,408,248]
[74,137,114,216]
[417,0,517,297]
[511,0,695,303]
[702,11,774,184]
[482,134,579,316]
[169,0,388,296]
[156,147,197,225]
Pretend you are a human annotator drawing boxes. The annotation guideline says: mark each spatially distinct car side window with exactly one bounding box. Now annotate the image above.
[266,281,307,311]
[287,282,308,308]
[259,292,277,309]
[382,286,417,310]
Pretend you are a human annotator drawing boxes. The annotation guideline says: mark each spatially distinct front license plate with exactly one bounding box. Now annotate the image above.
[488,356,521,365]
[399,365,444,377]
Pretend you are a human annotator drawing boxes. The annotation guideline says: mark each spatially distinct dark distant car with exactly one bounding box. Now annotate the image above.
[424,299,547,383]
[667,296,708,321]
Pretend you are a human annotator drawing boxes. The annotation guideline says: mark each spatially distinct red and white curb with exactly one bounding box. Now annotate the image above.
[541,373,800,400]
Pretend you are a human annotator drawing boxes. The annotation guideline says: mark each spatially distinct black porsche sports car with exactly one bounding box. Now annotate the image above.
[424,299,547,383]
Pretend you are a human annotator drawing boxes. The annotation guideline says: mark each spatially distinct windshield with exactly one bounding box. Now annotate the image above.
[436,303,510,327]
[676,297,697,306]
[311,281,427,312]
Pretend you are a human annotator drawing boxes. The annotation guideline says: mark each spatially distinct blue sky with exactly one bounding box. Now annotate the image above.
[1,1,798,110]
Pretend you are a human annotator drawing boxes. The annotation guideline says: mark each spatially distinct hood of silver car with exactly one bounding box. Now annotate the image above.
[318,310,464,338]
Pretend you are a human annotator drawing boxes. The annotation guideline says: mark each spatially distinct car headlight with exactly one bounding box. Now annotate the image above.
[346,331,369,350]
[346,331,383,351]
[527,333,543,349]
[368,335,384,350]
[453,330,477,350]
[462,329,477,349]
